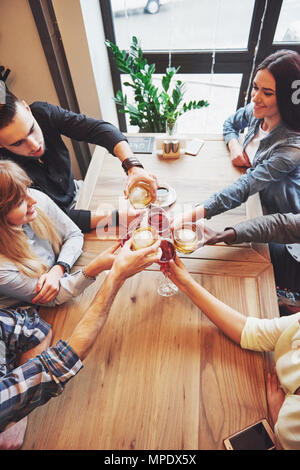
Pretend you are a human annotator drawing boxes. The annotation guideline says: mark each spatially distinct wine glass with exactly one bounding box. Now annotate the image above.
[147,206,170,237]
[147,207,178,297]
[173,222,199,254]
[157,238,178,297]
[131,226,158,251]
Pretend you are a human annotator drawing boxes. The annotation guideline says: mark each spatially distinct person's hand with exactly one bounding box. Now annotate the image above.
[124,167,158,203]
[228,139,251,168]
[267,370,285,428]
[204,228,237,245]
[171,205,206,231]
[111,238,162,283]
[32,264,65,304]
[97,242,122,271]
[118,206,146,230]
[160,255,193,291]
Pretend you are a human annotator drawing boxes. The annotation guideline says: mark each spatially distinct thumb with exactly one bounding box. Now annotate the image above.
[36,274,46,292]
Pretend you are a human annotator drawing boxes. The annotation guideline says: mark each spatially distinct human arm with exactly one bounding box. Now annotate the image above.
[223,104,253,167]
[0,243,120,307]
[0,239,161,431]
[205,213,300,246]
[28,190,84,304]
[171,144,296,227]
[163,256,300,348]
[67,238,161,360]
[227,139,251,168]
[113,140,158,202]
[223,103,254,145]
[47,104,158,203]
[202,145,300,219]
[34,189,84,268]
[162,256,247,344]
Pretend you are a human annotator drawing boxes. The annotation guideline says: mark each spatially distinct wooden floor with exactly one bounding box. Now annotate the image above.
[22,135,278,450]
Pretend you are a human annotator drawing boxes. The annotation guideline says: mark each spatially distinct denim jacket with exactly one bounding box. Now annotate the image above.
[202,103,300,262]
[203,102,300,217]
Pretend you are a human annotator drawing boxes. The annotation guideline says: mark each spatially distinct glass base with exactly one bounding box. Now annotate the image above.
[157,276,178,297]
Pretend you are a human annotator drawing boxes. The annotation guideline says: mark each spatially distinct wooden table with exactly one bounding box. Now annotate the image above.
[23,134,279,450]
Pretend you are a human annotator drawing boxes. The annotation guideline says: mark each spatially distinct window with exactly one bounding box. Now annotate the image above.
[112,0,255,51]
[101,0,300,133]
[121,73,242,133]
[273,0,300,43]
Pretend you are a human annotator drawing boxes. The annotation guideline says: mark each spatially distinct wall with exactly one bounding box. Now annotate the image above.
[0,0,117,178]
[52,0,118,126]
[0,0,58,106]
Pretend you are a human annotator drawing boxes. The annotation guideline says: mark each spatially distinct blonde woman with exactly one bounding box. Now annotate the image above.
[0,160,162,449]
[0,160,122,308]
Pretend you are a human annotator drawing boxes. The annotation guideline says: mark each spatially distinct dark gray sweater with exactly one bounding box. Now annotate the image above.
[232,213,300,262]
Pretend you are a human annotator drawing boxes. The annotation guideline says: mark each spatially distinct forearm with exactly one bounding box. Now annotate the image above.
[227,138,240,151]
[180,276,246,344]
[113,140,133,162]
[90,209,119,230]
[223,104,252,145]
[67,268,123,360]
[82,253,110,279]
[57,234,84,269]
[233,213,300,244]
[203,173,250,219]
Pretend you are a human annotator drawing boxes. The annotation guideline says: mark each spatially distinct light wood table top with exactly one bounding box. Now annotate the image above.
[23,134,278,450]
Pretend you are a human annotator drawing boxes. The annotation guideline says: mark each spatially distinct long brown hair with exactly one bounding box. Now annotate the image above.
[0,160,62,277]
[255,49,300,132]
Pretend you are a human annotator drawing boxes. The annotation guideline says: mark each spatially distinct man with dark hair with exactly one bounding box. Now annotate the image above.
[0,85,158,233]
[0,238,161,450]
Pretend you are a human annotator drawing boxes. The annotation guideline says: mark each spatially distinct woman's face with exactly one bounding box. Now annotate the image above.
[7,188,37,226]
[251,68,280,121]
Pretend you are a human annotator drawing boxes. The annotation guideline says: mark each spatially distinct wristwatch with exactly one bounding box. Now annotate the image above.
[121,157,144,175]
[56,261,71,274]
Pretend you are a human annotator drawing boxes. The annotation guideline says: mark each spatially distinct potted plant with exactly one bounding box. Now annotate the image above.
[105,36,209,133]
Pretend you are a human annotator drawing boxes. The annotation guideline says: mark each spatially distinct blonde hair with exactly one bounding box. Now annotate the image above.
[0,160,62,277]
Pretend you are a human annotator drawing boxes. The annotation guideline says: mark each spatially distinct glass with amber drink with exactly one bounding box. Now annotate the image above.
[173,222,199,254]
[128,181,152,209]
[131,226,158,251]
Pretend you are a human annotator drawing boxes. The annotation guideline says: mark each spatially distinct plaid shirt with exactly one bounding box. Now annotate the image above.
[0,308,83,431]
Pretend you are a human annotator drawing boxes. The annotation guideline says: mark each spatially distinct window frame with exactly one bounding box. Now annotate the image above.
[100,0,299,132]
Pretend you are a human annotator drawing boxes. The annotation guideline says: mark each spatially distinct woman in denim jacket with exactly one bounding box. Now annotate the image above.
[174,50,300,296]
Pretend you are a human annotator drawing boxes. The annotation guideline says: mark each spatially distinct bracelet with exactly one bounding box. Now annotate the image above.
[121,157,144,175]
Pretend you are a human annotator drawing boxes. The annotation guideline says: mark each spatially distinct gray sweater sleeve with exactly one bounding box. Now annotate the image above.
[232,213,300,244]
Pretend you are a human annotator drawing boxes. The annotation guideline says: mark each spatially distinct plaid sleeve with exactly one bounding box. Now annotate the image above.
[0,340,83,432]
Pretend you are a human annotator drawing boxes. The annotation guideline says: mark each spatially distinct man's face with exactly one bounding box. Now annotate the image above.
[0,101,45,158]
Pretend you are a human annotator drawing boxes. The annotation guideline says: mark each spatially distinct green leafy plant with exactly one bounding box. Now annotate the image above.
[105,36,209,133]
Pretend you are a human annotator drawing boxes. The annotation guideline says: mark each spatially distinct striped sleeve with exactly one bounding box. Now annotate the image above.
[0,340,83,432]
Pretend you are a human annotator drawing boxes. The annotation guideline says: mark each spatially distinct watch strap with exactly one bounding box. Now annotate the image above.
[121,157,144,175]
